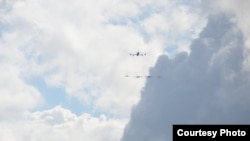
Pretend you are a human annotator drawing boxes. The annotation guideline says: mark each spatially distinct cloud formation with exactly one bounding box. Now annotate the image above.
[0,0,205,118]
[206,0,250,73]
[121,13,250,141]
[0,106,127,141]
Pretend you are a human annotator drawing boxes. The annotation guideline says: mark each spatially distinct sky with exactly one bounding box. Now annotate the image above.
[0,0,250,141]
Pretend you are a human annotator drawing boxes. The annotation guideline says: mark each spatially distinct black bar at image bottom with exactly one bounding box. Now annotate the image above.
[173,124,250,141]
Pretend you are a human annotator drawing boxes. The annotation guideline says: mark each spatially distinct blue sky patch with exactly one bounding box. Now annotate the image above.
[27,76,102,116]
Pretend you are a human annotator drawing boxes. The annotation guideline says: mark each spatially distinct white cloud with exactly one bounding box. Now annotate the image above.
[0,106,127,141]
[0,62,42,120]
[0,0,150,117]
[138,1,207,58]
[142,13,169,36]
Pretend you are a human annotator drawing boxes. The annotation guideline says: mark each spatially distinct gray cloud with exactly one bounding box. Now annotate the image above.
[121,13,250,141]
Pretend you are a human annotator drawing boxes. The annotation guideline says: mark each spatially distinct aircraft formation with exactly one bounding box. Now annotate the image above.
[126,51,161,79]
[125,75,161,78]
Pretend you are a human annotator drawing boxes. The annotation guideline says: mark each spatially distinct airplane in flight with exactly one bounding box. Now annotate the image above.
[129,51,147,56]
[125,75,161,78]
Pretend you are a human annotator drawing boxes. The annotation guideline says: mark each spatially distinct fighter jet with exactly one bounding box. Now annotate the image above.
[129,51,147,56]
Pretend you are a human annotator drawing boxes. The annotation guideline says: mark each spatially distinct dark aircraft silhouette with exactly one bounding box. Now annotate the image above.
[129,51,147,56]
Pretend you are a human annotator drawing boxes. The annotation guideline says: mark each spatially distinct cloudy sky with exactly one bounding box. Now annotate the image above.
[1,0,250,141]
